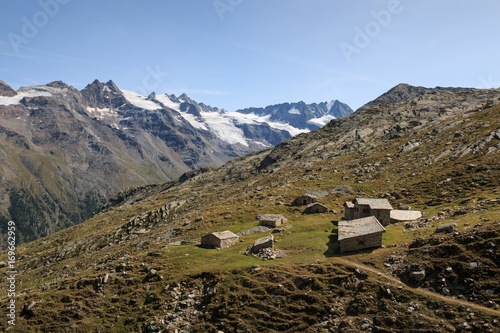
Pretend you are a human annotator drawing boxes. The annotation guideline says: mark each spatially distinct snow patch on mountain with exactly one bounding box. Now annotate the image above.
[121,90,160,110]
[155,94,181,112]
[288,107,301,115]
[0,89,52,106]
[307,114,336,127]
[201,111,248,146]
[181,112,209,131]
[228,112,307,137]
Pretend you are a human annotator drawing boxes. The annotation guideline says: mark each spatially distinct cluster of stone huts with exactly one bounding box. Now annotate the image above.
[339,198,422,253]
[200,214,287,252]
[199,194,421,255]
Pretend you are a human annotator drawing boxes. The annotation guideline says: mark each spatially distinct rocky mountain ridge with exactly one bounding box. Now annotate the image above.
[1,83,499,332]
[236,99,353,131]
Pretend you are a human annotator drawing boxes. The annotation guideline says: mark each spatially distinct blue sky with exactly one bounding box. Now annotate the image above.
[1,0,500,111]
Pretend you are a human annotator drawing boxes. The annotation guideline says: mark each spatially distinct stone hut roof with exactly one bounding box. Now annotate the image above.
[306,202,327,209]
[211,230,238,240]
[303,202,328,214]
[344,201,354,208]
[390,210,422,221]
[354,198,393,210]
[254,235,274,247]
[338,216,386,241]
[291,194,317,206]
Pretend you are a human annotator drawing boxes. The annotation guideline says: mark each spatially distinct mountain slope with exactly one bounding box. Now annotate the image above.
[0,79,352,245]
[1,84,499,332]
[0,80,246,245]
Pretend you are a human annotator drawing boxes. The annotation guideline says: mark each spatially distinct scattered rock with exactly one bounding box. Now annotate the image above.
[21,301,37,318]
[410,270,426,282]
[250,265,261,273]
[435,223,457,233]
[398,204,411,210]
[236,225,272,236]
[305,189,329,198]
[330,185,354,196]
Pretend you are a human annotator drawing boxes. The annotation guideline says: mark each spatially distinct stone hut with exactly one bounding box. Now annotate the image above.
[257,214,288,228]
[390,210,422,224]
[352,198,393,226]
[291,194,317,207]
[343,201,355,220]
[302,203,328,215]
[338,216,386,253]
[252,235,274,253]
[201,230,239,249]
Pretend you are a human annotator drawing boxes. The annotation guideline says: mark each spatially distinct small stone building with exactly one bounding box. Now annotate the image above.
[302,203,328,215]
[390,210,422,224]
[352,198,393,226]
[338,216,386,253]
[257,214,288,228]
[252,235,274,253]
[201,230,239,249]
[291,194,317,207]
[343,201,355,220]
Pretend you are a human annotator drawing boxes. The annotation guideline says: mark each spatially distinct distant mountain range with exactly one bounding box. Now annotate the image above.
[0,78,352,244]
[236,99,352,130]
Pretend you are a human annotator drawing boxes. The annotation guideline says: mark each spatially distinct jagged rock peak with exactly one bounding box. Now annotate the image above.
[168,94,180,103]
[81,79,126,109]
[0,79,18,97]
[178,93,191,102]
[46,80,71,89]
[83,79,120,93]
[105,80,121,93]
